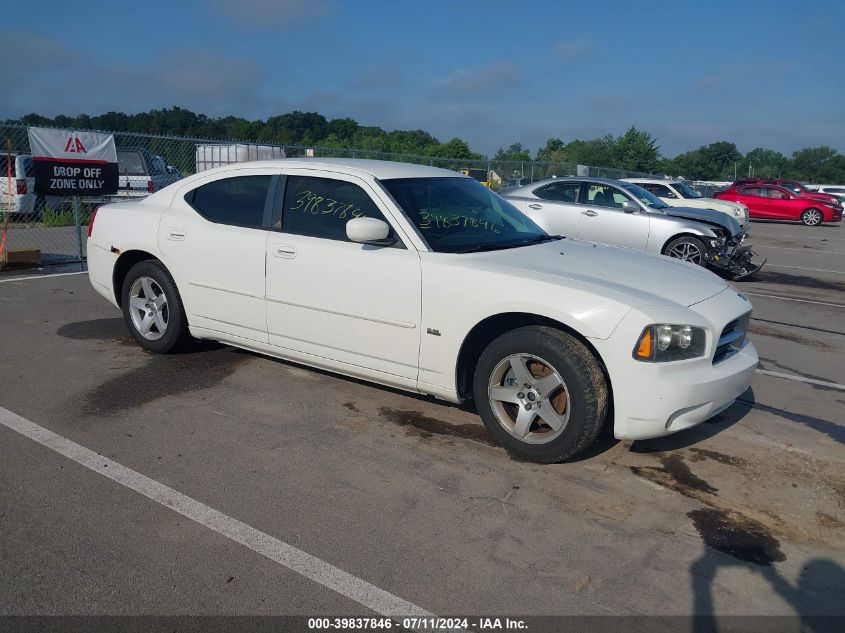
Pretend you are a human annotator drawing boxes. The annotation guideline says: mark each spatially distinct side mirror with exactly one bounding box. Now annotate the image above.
[621,200,639,214]
[346,217,395,246]
[781,194,790,200]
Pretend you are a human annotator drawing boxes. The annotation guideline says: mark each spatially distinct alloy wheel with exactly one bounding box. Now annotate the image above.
[668,242,703,264]
[802,209,822,226]
[487,354,571,445]
[128,276,169,340]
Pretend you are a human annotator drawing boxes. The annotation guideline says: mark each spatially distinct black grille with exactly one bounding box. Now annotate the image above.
[713,314,749,364]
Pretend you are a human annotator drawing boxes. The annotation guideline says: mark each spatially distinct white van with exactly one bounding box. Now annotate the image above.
[0,153,39,217]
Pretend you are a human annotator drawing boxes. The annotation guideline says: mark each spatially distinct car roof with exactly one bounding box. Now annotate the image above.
[193,158,466,181]
[624,178,681,185]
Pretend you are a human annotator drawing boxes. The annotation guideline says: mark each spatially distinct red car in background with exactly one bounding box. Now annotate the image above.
[715,184,843,226]
[731,178,840,205]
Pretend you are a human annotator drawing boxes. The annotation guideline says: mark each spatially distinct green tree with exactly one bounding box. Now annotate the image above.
[614,126,660,173]
[494,143,531,162]
[563,134,617,167]
[790,146,843,183]
[431,138,481,160]
[535,138,566,163]
[737,147,788,179]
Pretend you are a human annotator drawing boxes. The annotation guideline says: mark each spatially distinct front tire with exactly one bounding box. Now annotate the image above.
[663,235,707,266]
[121,260,190,353]
[473,326,608,463]
[800,208,823,226]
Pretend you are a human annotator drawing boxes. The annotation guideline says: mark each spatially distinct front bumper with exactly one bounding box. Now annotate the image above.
[706,235,765,280]
[594,288,757,441]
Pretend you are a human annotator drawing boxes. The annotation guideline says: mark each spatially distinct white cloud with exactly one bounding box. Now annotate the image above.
[436,60,521,97]
[210,0,335,28]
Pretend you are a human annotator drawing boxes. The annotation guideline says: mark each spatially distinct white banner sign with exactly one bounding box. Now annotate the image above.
[28,127,118,196]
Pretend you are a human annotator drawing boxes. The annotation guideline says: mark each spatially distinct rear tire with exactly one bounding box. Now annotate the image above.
[800,208,823,226]
[663,235,707,266]
[121,260,190,354]
[473,326,608,463]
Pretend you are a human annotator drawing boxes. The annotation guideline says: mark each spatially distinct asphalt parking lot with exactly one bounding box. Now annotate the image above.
[1,220,843,628]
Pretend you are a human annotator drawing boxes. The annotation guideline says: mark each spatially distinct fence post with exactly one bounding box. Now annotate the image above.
[530,161,534,182]
[73,196,84,262]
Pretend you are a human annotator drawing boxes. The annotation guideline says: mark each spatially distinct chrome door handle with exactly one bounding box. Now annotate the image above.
[274,245,297,258]
[528,203,543,210]
[168,228,186,241]
[582,210,598,217]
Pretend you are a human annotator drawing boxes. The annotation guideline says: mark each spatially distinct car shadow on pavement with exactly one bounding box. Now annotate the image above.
[626,387,755,454]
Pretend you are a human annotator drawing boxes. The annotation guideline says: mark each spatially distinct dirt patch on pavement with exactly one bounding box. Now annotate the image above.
[378,407,497,446]
[630,454,719,495]
[748,323,827,350]
[689,508,786,565]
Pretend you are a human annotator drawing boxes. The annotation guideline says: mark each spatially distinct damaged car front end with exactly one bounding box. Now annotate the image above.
[662,206,766,281]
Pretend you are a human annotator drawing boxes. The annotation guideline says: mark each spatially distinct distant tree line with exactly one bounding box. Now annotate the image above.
[6,108,845,183]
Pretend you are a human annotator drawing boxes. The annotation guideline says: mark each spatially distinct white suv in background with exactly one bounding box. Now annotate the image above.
[809,185,845,205]
[625,178,749,228]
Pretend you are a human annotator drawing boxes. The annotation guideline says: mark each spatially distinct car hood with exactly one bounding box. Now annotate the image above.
[470,239,729,308]
[658,206,741,235]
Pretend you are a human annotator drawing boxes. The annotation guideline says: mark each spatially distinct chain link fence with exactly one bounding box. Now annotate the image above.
[1,122,657,268]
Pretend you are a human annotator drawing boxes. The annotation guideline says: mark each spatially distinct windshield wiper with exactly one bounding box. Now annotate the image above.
[454,234,564,254]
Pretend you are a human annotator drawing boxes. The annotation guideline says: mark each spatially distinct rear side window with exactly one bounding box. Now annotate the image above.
[186,175,271,229]
[534,181,580,203]
[118,151,147,175]
[738,187,762,195]
[280,176,393,242]
[0,155,16,177]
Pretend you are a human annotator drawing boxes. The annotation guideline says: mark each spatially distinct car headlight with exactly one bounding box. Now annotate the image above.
[633,324,707,362]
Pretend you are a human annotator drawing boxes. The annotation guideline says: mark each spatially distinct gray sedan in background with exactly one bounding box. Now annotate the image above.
[503,177,765,280]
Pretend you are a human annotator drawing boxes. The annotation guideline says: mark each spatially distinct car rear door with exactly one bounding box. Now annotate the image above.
[508,181,582,237]
[264,170,422,382]
[159,167,277,342]
[575,183,650,250]
[733,187,767,218]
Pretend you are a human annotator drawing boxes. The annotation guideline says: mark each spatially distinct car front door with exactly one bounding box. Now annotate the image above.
[576,183,650,250]
[760,186,795,219]
[159,169,276,342]
[265,171,422,382]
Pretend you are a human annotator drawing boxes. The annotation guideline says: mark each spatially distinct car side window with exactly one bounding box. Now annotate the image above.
[584,184,628,208]
[534,181,580,203]
[280,175,395,243]
[738,187,762,196]
[186,175,272,229]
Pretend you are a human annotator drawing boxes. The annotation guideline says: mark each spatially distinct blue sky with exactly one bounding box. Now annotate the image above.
[3,0,843,157]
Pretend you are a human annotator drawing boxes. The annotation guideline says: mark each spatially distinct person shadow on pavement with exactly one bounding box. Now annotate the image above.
[690,518,845,633]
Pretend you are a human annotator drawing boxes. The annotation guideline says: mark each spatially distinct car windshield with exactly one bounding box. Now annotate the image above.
[381,177,553,253]
[784,180,808,193]
[622,183,668,209]
[674,182,703,199]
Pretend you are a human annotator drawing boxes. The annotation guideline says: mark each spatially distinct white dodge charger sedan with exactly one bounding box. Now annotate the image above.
[87,159,757,462]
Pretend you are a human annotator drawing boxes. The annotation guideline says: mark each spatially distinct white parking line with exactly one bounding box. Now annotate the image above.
[744,292,845,308]
[0,406,433,619]
[756,369,845,391]
[0,270,88,283]
[753,245,844,254]
[751,232,845,242]
[764,263,845,275]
